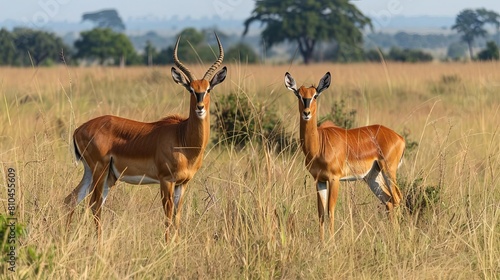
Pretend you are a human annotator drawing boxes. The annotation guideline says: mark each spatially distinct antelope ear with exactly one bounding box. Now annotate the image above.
[315,72,331,97]
[284,72,298,92]
[210,66,227,89]
[171,67,190,88]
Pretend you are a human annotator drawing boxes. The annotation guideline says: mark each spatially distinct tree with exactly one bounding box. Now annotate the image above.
[154,48,172,65]
[477,41,499,60]
[477,8,500,43]
[174,28,216,63]
[225,43,259,63]
[452,9,488,60]
[12,28,68,66]
[364,49,383,62]
[0,29,16,65]
[113,32,141,66]
[82,9,125,32]
[243,0,371,64]
[143,40,158,66]
[74,28,138,66]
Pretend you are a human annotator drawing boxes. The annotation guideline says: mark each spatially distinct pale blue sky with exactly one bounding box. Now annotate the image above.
[0,0,499,22]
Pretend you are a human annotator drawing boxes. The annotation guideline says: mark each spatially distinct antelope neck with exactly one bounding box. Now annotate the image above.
[181,102,210,151]
[299,113,320,160]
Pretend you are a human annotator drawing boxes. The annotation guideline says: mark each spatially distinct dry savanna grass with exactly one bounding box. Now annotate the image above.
[0,62,499,279]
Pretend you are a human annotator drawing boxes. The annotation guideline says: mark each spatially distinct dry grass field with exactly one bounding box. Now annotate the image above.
[1,62,499,279]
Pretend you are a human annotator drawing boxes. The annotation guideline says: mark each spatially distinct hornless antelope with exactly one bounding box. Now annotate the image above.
[65,34,227,242]
[284,72,405,241]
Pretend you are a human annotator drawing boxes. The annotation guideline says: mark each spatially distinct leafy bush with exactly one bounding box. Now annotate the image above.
[477,41,499,61]
[318,99,357,129]
[1,214,54,275]
[387,47,433,62]
[400,128,419,154]
[211,92,296,153]
[401,178,441,216]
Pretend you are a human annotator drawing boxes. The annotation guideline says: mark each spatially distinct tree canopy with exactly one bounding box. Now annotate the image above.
[243,0,371,64]
[0,28,69,66]
[452,8,499,60]
[0,28,16,65]
[82,9,126,32]
[74,28,139,66]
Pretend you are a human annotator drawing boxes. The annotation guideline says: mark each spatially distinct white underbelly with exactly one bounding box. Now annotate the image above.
[119,175,160,185]
[111,164,159,185]
[339,169,370,182]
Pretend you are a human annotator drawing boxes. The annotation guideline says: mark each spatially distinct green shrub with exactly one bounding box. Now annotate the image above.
[211,92,297,153]
[0,214,54,275]
[318,99,357,129]
[400,177,441,216]
[387,47,433,62]
[477,41,499,61]
[0,214,24,269]
[400,128,419,155]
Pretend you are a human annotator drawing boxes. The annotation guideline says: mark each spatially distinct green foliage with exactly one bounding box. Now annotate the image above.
[318,99,357,129]
[243,0,371,64]
[212,92,254,148]
[364,49,384,62]
[476,8,500,30]
[366,32,458,50]
[75,28,139,65]
[0,214,54,274]
[0,214,24,266]
[0,28,74,66]
[477,41,499,60]
[143,40,158,66]
[398,129,440,217]
[327,42,365,63]
[363,47,433,63]
[400,128,419,154]
[387,47,433,62]
[452,9,495,59]
[452,9,488,44]
[82,9,126,32]
[226,43,259,63]
[211,92,296,153]
[401,177,441,216]
[0,28,16,65]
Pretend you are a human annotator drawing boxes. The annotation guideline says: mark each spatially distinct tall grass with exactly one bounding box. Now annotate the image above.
[1,62,499,278]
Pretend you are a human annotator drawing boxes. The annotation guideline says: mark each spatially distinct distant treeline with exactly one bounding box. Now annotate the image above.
[366,31,499,50]
[0,27,498,67]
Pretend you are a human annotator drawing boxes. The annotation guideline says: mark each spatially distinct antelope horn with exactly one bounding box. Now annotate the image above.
[173,36,196,82]
[203,33,224,81]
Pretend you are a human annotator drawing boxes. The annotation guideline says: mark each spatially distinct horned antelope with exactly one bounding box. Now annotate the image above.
[284,72,405,241]
[65,34,227,242]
